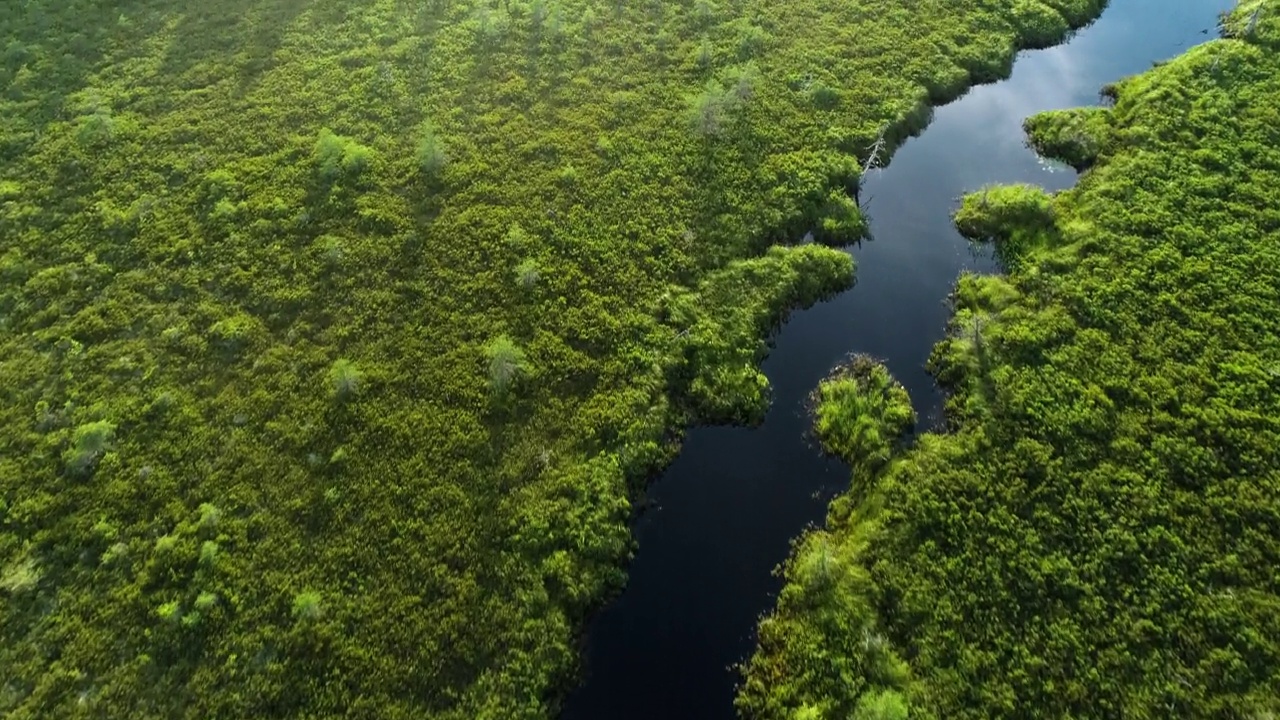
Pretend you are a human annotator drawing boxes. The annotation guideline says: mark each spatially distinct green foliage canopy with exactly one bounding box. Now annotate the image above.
[0,0,1113,716]
[741,10,1280,719]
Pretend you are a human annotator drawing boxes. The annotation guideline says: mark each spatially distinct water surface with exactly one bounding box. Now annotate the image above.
[560,2,1230,717]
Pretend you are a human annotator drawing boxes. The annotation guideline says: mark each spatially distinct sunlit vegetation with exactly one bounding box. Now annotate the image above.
[738,358,914,720]
[1022,105,1113,169]
[1,0,1112,716]
[328,358,364,400]
[741,7,1280,718]
[953,183,1057,269]
[809,355,914,473]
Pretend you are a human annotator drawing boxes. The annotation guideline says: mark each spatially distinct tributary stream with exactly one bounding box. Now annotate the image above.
[560,2,1232,717]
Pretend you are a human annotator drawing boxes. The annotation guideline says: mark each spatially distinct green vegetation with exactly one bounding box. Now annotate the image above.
[485,334,534,394]
[741,7,1280,719]
[0,0,1111,716]
[328,358,365,399]
[810,355,915,472]
[738,358,914,720]
[1022,106,1113,169]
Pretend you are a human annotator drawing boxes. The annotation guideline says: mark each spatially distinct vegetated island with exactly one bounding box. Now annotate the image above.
[1,0,1105,717]
[738,5,1280,719]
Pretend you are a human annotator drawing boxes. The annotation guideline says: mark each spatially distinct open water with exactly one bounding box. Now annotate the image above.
[560,2,1233,717]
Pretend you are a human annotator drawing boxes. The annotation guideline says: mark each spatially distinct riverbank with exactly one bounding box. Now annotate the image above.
[559,1,1211,718]
[739,4,1280,717]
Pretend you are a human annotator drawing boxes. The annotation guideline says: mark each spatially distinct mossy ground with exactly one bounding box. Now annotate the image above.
[741,7,1280,719]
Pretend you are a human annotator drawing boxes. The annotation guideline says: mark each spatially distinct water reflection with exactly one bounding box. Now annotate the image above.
[559,2,1231,719]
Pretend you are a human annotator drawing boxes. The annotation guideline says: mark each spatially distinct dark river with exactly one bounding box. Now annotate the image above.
[560,2,1231,718]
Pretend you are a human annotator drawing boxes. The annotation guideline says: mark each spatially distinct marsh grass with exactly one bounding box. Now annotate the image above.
[744,12,1280,718]
[0,0,1124,715]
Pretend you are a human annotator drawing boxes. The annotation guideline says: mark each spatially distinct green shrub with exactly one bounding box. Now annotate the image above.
[812,189,867,244]
[76,111,116,147]
[416,123,447,176]
[154,535,179,555]
[514,259,541,290]
[692,36,714,70]
[852,689,908,720]
[485,335,532,393]
[199,541,219,567]
[736,22,768,59]
[101,542,129,566]
[687,82,732,137]
[1023,106,1114,168]
[328,359,364,400]
[197,503,221,533]
[725,63,760,103]
[0,558,39,595]
[953,183,1055,240]
[64,420,115,475]
[694,0,716,25]
[809,83,841,110]
[809,355,914,472]
[1011,0,1071,48]
[341,143,374,175]
[0,180,21,201]
[156,600,181,624]
[314,128,375,182]
[293,591,324,621]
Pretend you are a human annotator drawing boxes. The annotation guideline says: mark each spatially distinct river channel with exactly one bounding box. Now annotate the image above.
[560,2,1232,717]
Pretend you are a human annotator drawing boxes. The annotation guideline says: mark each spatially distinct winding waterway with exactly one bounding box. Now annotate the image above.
[560,2,1231,717]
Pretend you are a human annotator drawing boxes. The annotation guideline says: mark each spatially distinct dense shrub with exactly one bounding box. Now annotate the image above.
[1023,106,1113,169]
[809,355,915,472]
[0,0,1114,716]
[743,14,1280,719]
[738,359,914,719]
[327,358,364,400]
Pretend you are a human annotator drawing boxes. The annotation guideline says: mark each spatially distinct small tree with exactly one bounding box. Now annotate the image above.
[694,0,716,25]
[530,0,549,28]
[0,558,40,595]
[65,420,116,475]
[328,359,364,400]
[293,590,324,621]
[504,223,533,253]
[197,503,221,533]
[76,111,116,147]
[341,143,374,175]
[514,259,541,290]
[416,122,447,176]
[485,335,532,393]
[737,23,768,59]
[314,128,347,181]
[199,541,219,567]
[688,84,729,138]
[809,82,841,110]
[157,600,182,624]
[726,63,760,103]
[314,128,375,183]
[692,36,714,70]
[809,356,914,471]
